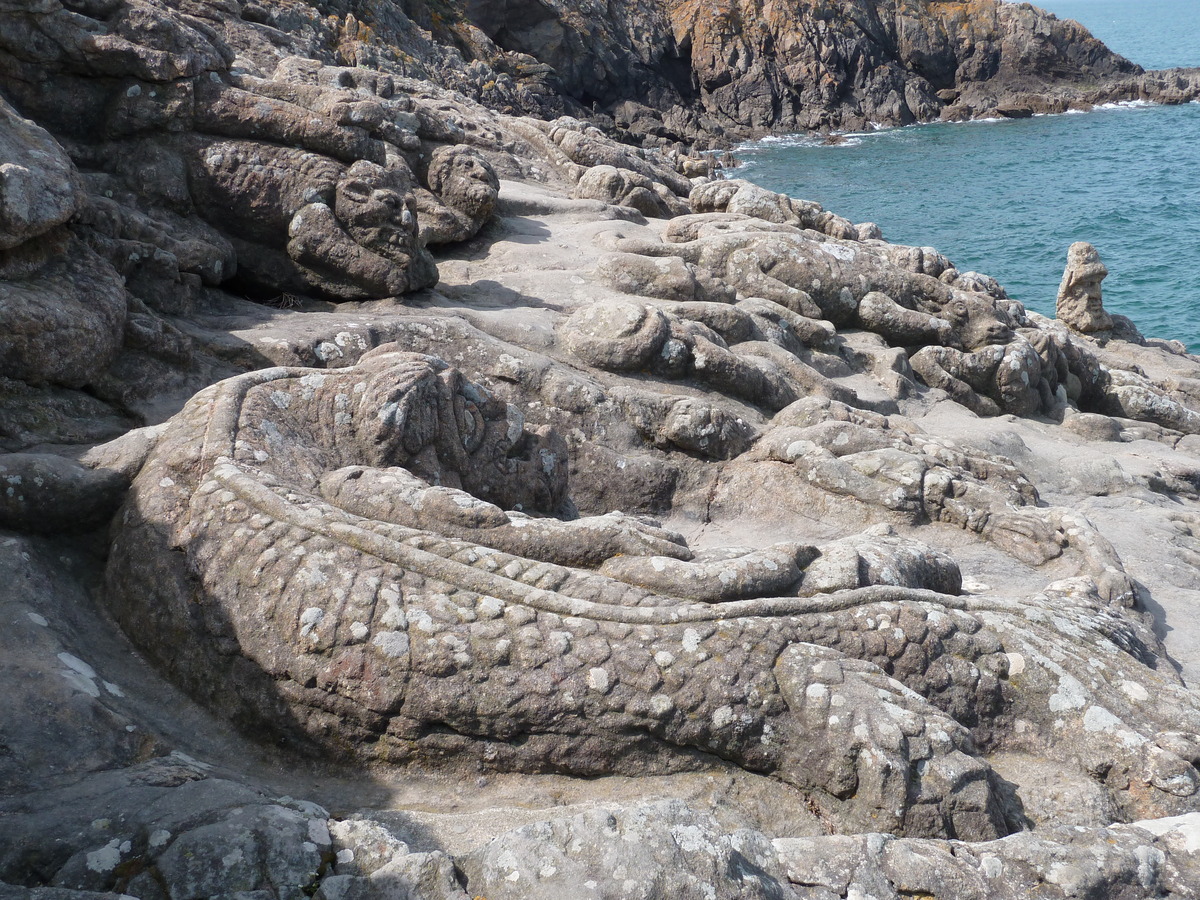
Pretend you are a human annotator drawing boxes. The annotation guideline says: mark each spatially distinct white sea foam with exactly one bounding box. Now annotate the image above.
[735,133,809,151]
[737,93,1179,159]
[737,132,865,152]
[1095,99,1158,110]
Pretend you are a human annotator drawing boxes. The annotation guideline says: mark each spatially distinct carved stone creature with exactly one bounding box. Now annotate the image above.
[1057,241,1114,333]
[748,397,1127,581]
[689,179,860,240]
[547,120,693,196]
[106,348,1017,840]
[593,220,1054,417]
[102,348,1200,833]
[598,218,1016,340]
[185,141,438,300]
[559,298,865,412]
[909,338,1047,418]
[0,228,128,388]
[416,145,501,245]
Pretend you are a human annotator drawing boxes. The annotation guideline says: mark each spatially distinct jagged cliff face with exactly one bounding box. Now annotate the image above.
[668,0,1142,130]
[270,0,1176,143]
[58,0,1177,146]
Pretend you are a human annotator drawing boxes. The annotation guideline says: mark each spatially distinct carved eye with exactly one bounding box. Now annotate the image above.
[373,190,400,209]
[341,180,371,199]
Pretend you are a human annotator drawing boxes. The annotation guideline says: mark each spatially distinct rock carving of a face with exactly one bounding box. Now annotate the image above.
[427,145,500,221]
[1057,242,1111,333]
[335,160,422,264]
[941,293,1014,350]
[354,351,567,514]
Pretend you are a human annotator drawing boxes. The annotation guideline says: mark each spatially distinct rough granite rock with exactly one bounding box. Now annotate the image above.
[6,2,1200,898]
[0,94,81,250]
[460,800,798,900]
[0,757,333,898]
[772,816,1200,899]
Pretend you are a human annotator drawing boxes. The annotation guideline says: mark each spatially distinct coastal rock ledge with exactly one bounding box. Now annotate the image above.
[5,1,1200,899]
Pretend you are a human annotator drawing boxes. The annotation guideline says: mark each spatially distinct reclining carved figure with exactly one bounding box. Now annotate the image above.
[104,348,1200,831]
[106,346,1022,840]
[597,219,1200,430]
[185,141,439,300]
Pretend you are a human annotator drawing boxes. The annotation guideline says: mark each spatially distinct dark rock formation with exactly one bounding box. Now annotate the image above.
[306,0,1200,143]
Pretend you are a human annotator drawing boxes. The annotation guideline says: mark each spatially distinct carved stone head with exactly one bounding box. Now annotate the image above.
[1057,241,1113,333]
[427,145,499,224]
[353,348,567,514]
[285,158,438,299]
[335,160,423,264]
[940,292,1015,350]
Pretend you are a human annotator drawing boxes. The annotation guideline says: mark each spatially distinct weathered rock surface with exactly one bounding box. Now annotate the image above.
[460,800,797,900]
[256,0,1200,143]
[0,94,81,250]
[6,1,1200,898]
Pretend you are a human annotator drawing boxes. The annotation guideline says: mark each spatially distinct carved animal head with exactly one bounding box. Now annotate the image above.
[939,291,1015,350]
[355,348,568,514]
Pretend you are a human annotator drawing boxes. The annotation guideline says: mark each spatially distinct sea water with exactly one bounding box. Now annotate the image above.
[736,0,1200,349]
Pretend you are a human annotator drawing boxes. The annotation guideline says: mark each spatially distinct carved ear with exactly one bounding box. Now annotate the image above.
[353,357,444,464]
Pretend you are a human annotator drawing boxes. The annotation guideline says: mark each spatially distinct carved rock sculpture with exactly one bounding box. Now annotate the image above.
[416,145,501,245]
[8,3,1200,896]
[1057,241,1115,333]
[106,347,1020,840]
[573,164,689,218]
[186,141,438,300]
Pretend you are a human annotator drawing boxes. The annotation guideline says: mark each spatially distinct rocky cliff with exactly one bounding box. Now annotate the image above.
[6,1,1200,898]
[219,0,1200,144]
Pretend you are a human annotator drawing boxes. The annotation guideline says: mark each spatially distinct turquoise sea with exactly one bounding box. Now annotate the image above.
[736,0,1200,349]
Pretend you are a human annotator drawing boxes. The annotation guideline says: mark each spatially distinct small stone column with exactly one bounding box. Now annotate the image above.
[1057,241,1113,333]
